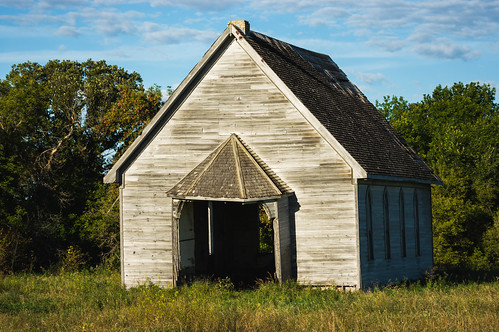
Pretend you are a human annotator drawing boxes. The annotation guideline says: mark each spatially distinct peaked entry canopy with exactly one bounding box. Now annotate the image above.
[167,134,293,202]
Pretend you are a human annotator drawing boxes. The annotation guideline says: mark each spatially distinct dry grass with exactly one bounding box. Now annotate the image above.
[0,271,497,331]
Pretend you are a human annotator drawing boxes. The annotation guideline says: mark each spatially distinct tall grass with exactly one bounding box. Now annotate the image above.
[0,270,497,331]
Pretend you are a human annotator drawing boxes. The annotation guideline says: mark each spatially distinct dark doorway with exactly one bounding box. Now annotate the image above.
[178,200,275,285]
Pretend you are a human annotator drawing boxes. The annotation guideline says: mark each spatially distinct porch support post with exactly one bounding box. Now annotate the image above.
[275,196,292,282]
[208,201,214,255]
[172,199,185,286]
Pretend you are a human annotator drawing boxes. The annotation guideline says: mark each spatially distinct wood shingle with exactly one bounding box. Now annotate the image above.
[167,134,292,201]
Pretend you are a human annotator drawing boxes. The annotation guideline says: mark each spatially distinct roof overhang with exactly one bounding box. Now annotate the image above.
[364,174,443,185]
[168,195,286,203]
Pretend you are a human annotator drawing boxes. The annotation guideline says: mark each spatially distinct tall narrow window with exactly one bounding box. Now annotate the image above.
[366,188,374,261]
[414,191,421,256]
[383,189,391,259]
[399,189,406,257]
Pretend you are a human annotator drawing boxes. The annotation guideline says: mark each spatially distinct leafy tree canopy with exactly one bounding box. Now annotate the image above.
[0,60,163,272]
[376,82,498,268]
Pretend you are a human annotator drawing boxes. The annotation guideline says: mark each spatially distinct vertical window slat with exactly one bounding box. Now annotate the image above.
[414,191,421,257]
[400,189,406,258]
[383,189,391,260]
[366,188,374,261]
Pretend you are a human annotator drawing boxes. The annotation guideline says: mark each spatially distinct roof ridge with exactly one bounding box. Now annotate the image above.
[233,134,283,196]
[230,135,247,199]
[183,136,232,196]
[232,133,292,194]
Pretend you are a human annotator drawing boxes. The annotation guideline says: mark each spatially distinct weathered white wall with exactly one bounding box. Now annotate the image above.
[121,40,358,287]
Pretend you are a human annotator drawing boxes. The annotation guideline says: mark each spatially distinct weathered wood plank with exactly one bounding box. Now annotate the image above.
[121,41,359,287]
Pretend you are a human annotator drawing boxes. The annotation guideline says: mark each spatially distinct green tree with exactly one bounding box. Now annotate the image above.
[0,60,163,272]
[377,82,499,268]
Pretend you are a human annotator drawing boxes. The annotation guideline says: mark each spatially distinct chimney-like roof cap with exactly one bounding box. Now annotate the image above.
[228,20,250,34]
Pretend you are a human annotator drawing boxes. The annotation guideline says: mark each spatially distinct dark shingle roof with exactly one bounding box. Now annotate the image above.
[167,134,293,201]
[104,24,441,185]
[245,31,440,183]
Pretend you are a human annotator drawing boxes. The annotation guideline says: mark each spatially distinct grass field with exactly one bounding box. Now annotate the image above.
[0,270,497,331]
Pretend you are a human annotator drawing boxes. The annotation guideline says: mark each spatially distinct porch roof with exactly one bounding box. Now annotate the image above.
[167,134,293,202]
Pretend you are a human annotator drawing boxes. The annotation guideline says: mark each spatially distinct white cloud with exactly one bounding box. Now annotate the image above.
[56,25,81,36]
[367,36,405,52]
[258,0,499,60]
[142,23,218,44]
[37,0,88,9]
[413,38,481,61]
[0,13,65,26]
[356,72,386,85]
[298,6,350,26]
[251,0,323,12]
[0,1,221,45]
[0,0,35,8]
[77,8,145,36]
[149,0,244,10]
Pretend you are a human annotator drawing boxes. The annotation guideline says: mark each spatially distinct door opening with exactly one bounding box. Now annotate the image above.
[177,200,275,285]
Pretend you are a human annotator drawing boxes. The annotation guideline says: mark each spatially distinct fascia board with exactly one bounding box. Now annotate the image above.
[365,174,443,185]
[167,194,284,203]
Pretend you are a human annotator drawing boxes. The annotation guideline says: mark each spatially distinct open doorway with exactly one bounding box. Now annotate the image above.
[177,200,275,285]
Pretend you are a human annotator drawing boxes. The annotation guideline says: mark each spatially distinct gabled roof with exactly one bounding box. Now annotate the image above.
[104,21,441,185]
[245,31,440,184]
[167,134,293,202]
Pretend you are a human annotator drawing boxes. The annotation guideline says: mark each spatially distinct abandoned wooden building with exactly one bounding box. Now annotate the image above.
[104,20,442,289]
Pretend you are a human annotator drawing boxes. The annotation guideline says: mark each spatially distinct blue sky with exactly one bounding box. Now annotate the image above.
[1,0,498,103]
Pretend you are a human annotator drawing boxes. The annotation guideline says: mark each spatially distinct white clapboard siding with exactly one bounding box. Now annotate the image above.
[121,40,359,287]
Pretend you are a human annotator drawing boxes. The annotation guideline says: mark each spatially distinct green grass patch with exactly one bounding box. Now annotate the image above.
[0,271,497,331]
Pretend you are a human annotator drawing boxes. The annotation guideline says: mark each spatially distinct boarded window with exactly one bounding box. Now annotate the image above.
[399,189,406,257]
[366,188,374,261]
[414,191,421,256]
[383,189,391,259]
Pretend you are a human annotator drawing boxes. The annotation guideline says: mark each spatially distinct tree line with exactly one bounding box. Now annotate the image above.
[0,60,497,273]
[376,83,498,268]
[0,60,163,271]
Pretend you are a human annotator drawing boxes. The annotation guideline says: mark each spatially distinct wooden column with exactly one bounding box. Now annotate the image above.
[208,201,214,255]
[172,199,185,286]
